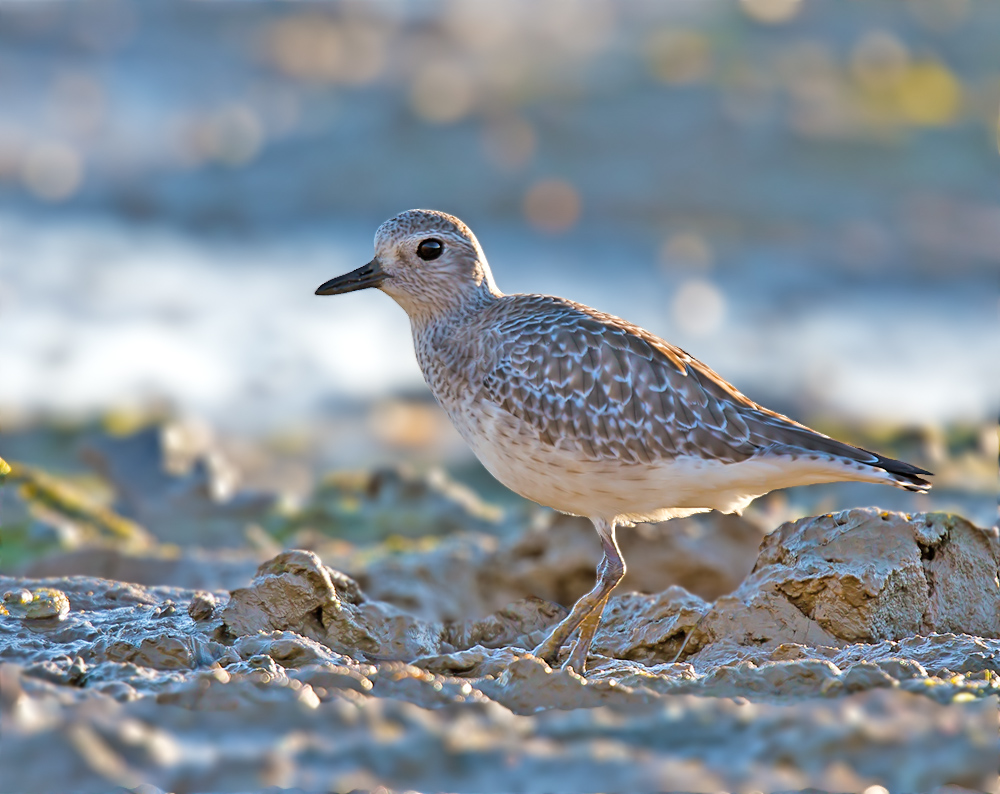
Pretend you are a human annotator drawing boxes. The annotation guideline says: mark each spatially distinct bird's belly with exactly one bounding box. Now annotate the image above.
[445,401,770,522]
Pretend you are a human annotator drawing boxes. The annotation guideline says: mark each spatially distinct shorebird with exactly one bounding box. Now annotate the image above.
[316,209,932,673]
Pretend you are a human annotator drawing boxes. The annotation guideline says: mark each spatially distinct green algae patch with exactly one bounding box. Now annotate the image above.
[15,464,152,545]
[0,463,154,571]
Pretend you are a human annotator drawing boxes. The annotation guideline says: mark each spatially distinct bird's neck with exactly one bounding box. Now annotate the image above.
[408,286,502,407]
[404,280,502,332]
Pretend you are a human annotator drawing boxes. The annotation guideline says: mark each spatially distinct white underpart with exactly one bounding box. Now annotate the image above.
[452,400,895,524]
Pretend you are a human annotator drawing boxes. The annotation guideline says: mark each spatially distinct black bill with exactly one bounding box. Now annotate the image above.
[315,258,387,296]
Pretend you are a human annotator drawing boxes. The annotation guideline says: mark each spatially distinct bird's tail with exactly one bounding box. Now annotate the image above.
[868,450,932,493]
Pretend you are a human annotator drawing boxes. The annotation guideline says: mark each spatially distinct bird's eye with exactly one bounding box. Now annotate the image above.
[416,238,443,261]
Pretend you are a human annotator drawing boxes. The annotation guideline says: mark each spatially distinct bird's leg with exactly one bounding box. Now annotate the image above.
[532,519,624,670]
[563,592,611,673]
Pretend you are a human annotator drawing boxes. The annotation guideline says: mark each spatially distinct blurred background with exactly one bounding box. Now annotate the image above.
[1,6,997,790]
[0,0,997,526]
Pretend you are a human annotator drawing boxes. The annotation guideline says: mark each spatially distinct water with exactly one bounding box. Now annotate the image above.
[0,0,996,433]
[0,211,993,433]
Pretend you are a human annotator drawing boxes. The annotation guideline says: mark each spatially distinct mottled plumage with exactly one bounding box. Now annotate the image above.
[316,208,932,673]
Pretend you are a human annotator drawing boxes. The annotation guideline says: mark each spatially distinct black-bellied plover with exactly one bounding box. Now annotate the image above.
[316,209,932,673]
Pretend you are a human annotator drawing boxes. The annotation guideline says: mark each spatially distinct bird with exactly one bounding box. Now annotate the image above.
[315,209,932,674]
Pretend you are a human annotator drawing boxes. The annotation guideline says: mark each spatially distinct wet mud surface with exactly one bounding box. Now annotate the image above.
[1,425,998,792]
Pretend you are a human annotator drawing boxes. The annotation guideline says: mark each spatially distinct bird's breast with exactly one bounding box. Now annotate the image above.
[411,326,483,412]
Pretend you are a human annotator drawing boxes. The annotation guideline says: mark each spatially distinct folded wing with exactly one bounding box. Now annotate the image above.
[479,296,931,491]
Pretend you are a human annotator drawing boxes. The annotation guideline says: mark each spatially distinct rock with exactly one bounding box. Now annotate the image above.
[840,661,898,693]
[476,656,654,714]
[2,453,1000,794]
[2,505,997,794]
[444,596,567,651]
[678,509,999,661]
[697,658,844,698]
[223,510,998,677]
[915,513,1000,636]
[0,539,998,794]
[221,549,565,662]
[187,591,218,621]
[222,549,353,640]
[488,511,764,608]
[855,634,1000,678]
[348,509,763,626]
[591,586,709,664]
[291,661,375,694]
[1,662,996,794]
[324,596,444,660]
[0,587,70,620]
[232,631,350,670]
[411,645,535,678]
[874,657,928,681]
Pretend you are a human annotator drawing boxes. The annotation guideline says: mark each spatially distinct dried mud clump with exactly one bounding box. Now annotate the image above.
[212,509,1000,708]
[346,509,764,627]
[222,549,567,661]
[2,507,999,793]
[2,441,998,794]
[670,508,1000,663]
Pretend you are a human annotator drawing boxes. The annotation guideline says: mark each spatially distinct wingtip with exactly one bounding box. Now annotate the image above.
[868,448,933,493]
[892,472,933,493]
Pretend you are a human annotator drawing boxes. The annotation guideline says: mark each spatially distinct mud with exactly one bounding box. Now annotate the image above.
[1,425,998,792]
[2,505,998,793]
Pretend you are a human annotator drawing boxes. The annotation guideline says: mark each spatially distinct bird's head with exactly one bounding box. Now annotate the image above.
[316,209,499,319]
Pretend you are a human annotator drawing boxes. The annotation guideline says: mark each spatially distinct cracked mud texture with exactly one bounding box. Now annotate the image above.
[2,506,998,793]
[2,424,998,793]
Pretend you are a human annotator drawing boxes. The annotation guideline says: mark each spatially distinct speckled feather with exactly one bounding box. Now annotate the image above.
[468,294,929,490]
[373,210,931,507]
[321,208,933,670]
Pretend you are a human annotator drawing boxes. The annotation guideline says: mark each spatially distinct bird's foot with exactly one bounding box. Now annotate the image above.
[531,632,564,666]
[532,608,585,665]
[531,635,589,675]
[561,637,590,675]
[530,557,618,671]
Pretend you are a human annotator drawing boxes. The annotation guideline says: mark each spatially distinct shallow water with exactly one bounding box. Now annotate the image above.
[1,0,997,436]
[1,212,994,435]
